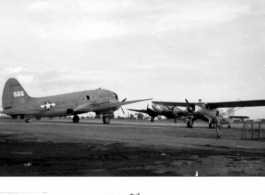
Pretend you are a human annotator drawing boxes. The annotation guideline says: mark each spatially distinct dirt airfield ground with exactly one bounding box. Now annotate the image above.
[0,117,264,176]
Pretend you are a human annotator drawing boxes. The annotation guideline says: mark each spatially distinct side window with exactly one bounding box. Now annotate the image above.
[86,96,90,100]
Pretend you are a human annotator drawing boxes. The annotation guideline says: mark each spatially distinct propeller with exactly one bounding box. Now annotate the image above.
[185,99,195,114]
[120,98,127,115]
[145,104,150,114]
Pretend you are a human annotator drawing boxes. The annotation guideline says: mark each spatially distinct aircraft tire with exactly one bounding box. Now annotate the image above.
[228,125,231,128]
[25,119,31,123]
[36,117,41,120]
[209,122,212,128]
[73,115,80,123]
[103,116,110,124]
[187,121,193,128]
[12,115,18,119]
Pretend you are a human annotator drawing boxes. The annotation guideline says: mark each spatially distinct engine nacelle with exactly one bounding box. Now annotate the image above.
[186,104,195,114]
[172,106,183,115]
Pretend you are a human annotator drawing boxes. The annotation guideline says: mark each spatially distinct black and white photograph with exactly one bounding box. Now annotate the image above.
[0,0,264,194]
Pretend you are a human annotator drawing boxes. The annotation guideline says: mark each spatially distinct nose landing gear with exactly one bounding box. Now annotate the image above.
[187,120,194,128]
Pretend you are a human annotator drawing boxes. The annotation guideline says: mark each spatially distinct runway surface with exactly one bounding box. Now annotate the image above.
[0,118,264,176]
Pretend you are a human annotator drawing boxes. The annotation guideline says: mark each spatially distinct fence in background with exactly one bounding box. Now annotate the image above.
[241,122,263,140]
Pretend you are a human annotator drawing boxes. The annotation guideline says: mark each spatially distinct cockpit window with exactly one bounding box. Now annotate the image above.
[113,93,119,100]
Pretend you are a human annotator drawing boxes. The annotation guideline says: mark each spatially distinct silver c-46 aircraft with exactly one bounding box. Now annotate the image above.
[1,78,151,123]
[152,99,265,128]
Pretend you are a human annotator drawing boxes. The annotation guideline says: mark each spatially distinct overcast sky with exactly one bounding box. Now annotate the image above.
[0,0,265,118]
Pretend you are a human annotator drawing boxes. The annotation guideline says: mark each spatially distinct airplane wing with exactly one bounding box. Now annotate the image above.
[127,109,150,114]
[152,101,189,107]
[153,100,265,109]
[73,101,110,112]
[207,100,265,108]
[74,98,152,112]
[229,116,249,119]
[4,110,40,115]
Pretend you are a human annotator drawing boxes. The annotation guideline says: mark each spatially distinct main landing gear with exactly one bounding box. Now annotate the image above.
[187,121,193,128]
[25,119,31,123]
[103,116,110,124]
[72,115,80,123]
[209,122,216,129]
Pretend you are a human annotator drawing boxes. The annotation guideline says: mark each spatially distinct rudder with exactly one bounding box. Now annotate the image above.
[2,78,31,111]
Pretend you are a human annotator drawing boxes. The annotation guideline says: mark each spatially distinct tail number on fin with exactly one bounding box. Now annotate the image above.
[13,91,24,97]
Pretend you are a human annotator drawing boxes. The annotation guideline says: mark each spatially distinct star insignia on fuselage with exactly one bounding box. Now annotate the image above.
[41,102,56,110]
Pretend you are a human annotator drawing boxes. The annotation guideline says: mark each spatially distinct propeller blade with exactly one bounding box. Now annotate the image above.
[121,106,125,114]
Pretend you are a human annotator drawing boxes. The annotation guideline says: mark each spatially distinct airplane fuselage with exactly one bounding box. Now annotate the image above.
[4,89,120,118]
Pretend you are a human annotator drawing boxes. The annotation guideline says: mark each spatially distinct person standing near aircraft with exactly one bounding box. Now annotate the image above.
[215,111,222,138]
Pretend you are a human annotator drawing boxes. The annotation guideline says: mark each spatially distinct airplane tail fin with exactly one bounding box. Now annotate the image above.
[2,78,31,111]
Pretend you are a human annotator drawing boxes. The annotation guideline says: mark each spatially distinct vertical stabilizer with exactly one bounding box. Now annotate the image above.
[2,78,31,111]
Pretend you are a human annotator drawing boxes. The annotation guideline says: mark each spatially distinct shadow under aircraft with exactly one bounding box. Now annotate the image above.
[151,99,262,128]
[1,78,151,123]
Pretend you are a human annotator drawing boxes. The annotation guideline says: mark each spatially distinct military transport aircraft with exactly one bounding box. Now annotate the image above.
[1,78,151,123]
[152,99,264,128]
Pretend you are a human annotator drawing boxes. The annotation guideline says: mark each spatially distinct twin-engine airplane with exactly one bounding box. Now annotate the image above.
[127,103,189,123]
[128,102,249,128]
[152,99,264,128]
[1,78,151,123]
